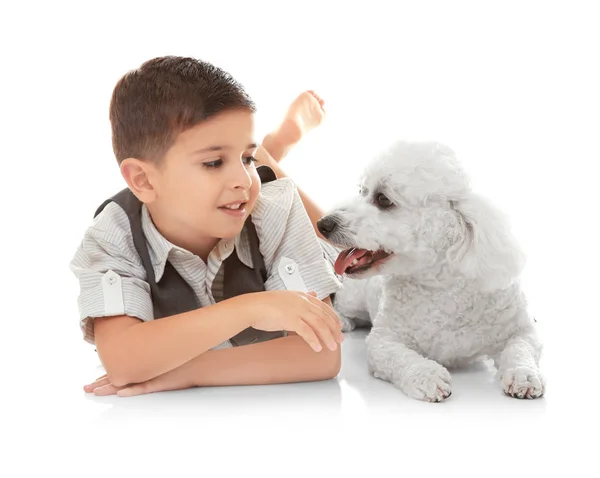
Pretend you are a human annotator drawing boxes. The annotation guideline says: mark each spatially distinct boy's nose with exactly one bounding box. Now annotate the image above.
[232,165,253,190]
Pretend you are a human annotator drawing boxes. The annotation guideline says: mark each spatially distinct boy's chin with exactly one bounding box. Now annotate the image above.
[215,224,246,240]
[213,208,253,238]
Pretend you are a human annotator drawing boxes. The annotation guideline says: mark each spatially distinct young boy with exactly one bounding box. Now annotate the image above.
[71,56,345,397]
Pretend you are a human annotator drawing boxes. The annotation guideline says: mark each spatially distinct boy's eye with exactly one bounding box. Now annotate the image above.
[202,159,223,168]
[202,156,256,169]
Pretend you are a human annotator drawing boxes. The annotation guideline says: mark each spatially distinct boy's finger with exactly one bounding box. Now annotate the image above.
[83,376,110,392]
[308,295,344,342]
[305,310,337,351]
[92,383,121,396]
[83,373,108,387]
[320,308,344,344]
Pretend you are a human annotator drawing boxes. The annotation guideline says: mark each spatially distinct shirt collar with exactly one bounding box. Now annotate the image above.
[140,205,254,282]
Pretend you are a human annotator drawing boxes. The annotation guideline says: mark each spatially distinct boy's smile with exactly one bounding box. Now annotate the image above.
[218,200,249,217]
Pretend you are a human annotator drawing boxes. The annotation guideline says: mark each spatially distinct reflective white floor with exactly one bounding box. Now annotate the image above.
[8,320,593,477]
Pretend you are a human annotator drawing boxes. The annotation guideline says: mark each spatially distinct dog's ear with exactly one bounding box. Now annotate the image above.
[446,193,526,291]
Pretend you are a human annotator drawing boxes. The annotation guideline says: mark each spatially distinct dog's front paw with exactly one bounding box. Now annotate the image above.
[338,315,357,332]
[395,361,452,402]
[500,366,545,399]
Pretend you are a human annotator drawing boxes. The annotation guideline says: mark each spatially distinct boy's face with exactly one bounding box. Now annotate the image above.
[139,109,261,246]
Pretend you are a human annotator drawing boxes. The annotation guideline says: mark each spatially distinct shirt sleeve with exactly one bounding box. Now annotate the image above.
[251,178,343,300]
[69,202,154,344]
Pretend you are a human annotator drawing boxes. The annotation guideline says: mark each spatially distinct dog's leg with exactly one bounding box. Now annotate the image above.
[338,314,358,332]
[494,329,545,399]
[365,325,452,402]
[332,278,372,332]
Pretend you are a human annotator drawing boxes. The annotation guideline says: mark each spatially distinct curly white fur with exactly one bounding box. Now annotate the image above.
[325,140,545,402]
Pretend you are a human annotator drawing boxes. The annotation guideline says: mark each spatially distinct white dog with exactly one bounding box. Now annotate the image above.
[319,140,545,402]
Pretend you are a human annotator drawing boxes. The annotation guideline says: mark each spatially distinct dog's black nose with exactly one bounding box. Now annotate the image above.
[317,216,338,237]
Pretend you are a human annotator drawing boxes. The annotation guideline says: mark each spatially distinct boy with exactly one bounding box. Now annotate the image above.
[71,56,344,398]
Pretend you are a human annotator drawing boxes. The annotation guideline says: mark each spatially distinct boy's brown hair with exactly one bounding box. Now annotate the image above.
[109,56,256,165]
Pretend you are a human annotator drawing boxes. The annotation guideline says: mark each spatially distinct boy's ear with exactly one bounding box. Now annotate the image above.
[120,158,157,203]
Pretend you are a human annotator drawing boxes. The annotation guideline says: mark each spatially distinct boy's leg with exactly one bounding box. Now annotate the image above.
[257,90,328,238]
[260,90,326,163]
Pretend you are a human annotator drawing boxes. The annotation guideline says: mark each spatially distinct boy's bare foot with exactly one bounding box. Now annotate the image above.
[261,90,326,163]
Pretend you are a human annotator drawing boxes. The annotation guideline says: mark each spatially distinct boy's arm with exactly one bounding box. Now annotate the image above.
[90,297,340,397]
[186,333,341,386]
[92,297,249,388]
[93,290,340,388]
[88,297,340,396]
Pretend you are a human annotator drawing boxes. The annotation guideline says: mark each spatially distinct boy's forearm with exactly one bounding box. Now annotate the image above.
[99,295,254,387]
[146,333,341,390]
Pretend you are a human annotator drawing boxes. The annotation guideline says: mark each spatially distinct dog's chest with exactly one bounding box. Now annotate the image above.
[383,281,517,363]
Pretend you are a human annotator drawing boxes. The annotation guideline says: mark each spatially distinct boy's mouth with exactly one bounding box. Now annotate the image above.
[218,201,247,218]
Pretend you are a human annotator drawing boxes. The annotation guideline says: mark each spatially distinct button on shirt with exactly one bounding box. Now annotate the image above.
[69,177,344,348]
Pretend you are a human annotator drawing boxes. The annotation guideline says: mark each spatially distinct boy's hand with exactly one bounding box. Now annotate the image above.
[83,369,193,398]
[247,290,344,353]
[83,374,122,395]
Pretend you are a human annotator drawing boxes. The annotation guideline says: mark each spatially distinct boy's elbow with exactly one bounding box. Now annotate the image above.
[107,368,137,388]
[93,315,148,387]
[107,364,151,388]
[96,346,139,388]
[319,346,342,380]
[330,346,342,377]
[102,350,152,387]
[101,358,135,388]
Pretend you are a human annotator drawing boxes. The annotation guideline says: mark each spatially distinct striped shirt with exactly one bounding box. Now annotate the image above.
[69,177,343,348]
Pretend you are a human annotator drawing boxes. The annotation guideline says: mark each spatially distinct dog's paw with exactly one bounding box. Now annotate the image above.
[500,366,545,399]
[396,361,452,403]
[338,315,356,332]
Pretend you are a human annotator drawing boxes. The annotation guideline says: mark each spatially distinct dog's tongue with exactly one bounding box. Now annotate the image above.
[334,248,368,275]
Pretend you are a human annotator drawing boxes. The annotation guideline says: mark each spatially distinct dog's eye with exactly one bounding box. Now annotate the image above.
[376,193,393,208]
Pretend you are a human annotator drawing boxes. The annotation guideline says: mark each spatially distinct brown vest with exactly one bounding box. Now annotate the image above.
[93,165,285,346]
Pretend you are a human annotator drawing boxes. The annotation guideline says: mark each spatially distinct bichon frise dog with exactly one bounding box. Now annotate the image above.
[318,140,545,402]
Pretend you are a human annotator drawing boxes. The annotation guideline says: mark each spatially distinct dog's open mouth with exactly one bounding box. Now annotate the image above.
[334,247,393,275]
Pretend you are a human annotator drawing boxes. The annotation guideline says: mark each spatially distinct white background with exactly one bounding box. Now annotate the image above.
[2,0,598,476]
